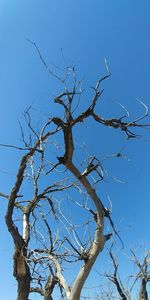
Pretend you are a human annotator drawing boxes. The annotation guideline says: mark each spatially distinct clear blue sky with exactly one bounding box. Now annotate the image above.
[0,1,150,299]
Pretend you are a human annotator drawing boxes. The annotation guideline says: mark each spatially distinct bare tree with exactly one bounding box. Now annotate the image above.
[0,49,149,300]
[101,244,150,300]
[131,250,150,300]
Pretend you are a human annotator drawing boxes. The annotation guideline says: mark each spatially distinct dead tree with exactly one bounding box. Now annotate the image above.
[0,51,149,300]
[104,244,131,300]
[131,250,150,300]
[103,244,150,300]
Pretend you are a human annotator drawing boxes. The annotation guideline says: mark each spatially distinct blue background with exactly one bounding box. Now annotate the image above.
[0,1,150,299]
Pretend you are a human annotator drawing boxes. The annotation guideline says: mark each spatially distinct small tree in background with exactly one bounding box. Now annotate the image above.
[0,46,149,300]
[97,244,150,300]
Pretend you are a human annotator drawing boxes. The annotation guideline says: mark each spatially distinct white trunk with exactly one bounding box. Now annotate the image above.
[23,213,30,242]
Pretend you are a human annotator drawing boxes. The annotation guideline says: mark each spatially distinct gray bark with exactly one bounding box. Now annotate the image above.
[14,247,31,300]
[138,279,149,300]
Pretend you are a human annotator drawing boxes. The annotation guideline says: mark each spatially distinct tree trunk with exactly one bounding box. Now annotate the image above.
[44,294,53,300]
[13,247,30,300]
[43,276,56,300]
[138,279,149,300]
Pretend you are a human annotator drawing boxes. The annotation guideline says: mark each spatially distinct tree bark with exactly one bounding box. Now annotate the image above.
[14,247,30,300]
[43,276,56,300]
[138,279,149,300]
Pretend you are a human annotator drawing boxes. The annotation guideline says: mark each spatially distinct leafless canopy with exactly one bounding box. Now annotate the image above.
[102,244,150,300]
[1,46,149,300]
